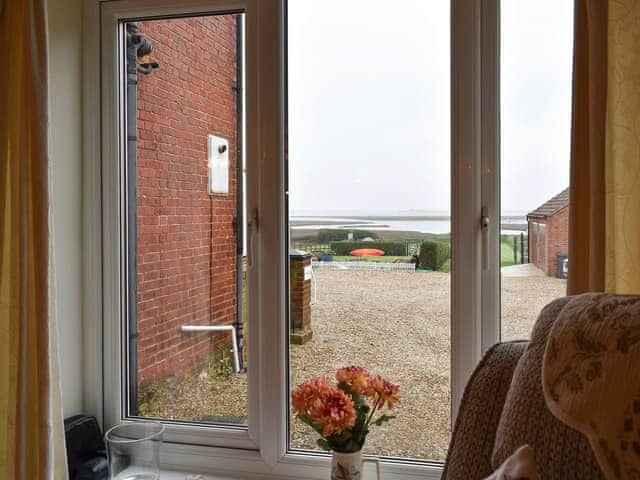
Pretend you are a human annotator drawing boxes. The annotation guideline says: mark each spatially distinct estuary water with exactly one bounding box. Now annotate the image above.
[291,216,527,235]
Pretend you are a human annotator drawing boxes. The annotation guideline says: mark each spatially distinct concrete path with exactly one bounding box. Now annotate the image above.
[501,263,546,277]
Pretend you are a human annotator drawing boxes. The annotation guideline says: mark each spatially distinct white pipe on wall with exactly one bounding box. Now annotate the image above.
[180,325,240,373]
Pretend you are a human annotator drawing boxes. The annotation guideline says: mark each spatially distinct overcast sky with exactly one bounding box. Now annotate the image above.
[287,0,574,215]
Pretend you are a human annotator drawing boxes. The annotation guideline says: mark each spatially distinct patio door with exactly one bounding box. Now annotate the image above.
[286,0,459,464]
[285,0,575,465]
[495,0,574,342]
[286,0,453,462]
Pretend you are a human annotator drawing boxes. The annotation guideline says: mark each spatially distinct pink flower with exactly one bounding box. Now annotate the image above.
[336,366,371,395]
[366,375,400,410]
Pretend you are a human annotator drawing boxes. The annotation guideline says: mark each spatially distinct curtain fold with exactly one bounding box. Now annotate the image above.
[0,0,67,478]
[567,0,608,295]
[569,0,640,295]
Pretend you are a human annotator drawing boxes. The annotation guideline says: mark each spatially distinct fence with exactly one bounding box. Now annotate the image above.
[312,261,416,272]
[504,232,529,264]
[292,240,423,257]
[294,236,528,265]
[291,242,331,256]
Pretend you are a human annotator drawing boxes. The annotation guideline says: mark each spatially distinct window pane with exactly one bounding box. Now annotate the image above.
[287,0,451,460]
[500,1,574,341]
[124,14,248,424]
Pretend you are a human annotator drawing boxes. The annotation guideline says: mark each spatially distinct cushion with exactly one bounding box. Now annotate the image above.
[543,293,640,480]
[492,296,605,479]
[484,445,538,480]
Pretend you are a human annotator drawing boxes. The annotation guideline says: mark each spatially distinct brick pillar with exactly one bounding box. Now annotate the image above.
[290,249,313,344]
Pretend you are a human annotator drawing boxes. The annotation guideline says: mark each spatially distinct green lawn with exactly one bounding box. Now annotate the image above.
[334,246,513,266]
[324,236,521,267]
[501,241,515,267]
[500,234,529,267]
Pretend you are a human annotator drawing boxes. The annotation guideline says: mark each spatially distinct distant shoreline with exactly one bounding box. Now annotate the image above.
[289,215,528,234]
[292,215,451,222]
[290,215,525,225]
[291,228,447,241]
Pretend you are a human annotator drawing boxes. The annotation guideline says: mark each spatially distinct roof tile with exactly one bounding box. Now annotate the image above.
[527,188,570,218]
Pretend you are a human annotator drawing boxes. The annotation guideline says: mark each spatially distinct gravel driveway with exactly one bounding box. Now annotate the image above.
[143,268,566,461]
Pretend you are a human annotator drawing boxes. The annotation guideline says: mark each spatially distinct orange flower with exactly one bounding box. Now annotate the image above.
[366,375,400,410]
[291,376,357,437]
[291,376,333,414]
[336,366,371,395]
[307,388,357,436]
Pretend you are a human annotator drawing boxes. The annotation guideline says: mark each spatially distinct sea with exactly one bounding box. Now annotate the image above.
[290,215,527,236]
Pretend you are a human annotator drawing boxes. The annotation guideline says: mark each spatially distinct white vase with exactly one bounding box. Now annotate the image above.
[331,450,381,480]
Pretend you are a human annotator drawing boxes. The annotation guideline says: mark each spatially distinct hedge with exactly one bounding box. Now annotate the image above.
[419,240,450,270]
[329,241,407,256]
[439,258,451,273]
[317,229,378,243]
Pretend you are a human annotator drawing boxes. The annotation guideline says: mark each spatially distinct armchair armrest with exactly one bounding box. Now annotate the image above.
[442,341,527,480]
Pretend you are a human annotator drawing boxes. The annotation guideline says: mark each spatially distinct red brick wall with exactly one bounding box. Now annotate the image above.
[135,16,239,386]
[289,254,313,344]
[528,206,569,277]
[529,219,547,273]
[545,206,569,277]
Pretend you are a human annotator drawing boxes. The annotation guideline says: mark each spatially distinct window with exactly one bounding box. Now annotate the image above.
[91,0,575,477]
[99,0,259,453]
[122,13,248,426]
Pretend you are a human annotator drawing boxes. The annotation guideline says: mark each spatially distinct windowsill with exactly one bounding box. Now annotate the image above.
[145,470,321,480]
[158,472,239,480]
[120,469,240,480]
[122,467,321,480]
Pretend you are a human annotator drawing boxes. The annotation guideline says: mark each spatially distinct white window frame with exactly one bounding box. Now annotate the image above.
[83,0,501,478]
[451,0,501,417]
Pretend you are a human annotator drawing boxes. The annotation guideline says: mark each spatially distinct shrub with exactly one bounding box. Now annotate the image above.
[419,240,450,270]
[439,258,451,273]
[317,229,378,243]
[329,241,407,256]
[207,343,234,379]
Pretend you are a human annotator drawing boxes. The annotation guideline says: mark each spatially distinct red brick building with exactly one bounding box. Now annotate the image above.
[527,188,569,277]
[134,16,241,387]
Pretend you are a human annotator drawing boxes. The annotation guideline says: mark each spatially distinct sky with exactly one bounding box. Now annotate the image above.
[287,0,574,216]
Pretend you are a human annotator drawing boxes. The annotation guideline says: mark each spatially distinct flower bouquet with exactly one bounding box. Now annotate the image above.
[292,366,399,480]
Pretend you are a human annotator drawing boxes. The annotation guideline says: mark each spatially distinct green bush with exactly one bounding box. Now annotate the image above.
[439,258,451,273]
[419,240,450,270]
[207,343,234,379]
[329,241,407,256]
[317,229,378,243]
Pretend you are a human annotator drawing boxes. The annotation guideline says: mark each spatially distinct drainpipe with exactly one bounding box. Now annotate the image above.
[126,23,158,416]
[233,15,246,371]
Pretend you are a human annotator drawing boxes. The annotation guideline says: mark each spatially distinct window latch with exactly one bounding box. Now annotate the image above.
[247,209,259,268]
[481,206,490,230]
[481,206,490,271]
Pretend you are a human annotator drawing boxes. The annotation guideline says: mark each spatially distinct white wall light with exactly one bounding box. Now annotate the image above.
[208,134,229,195]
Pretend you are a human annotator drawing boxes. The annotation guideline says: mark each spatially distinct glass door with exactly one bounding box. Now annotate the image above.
[499,0,574,341]
[286,0,452,462]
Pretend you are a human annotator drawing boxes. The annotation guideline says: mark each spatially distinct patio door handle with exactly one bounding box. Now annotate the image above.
[481,206,490,271]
